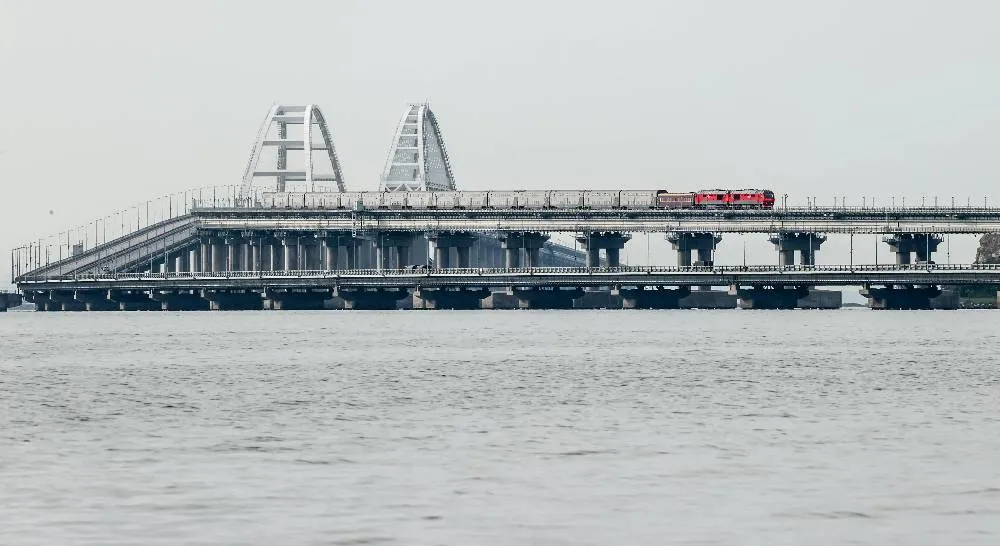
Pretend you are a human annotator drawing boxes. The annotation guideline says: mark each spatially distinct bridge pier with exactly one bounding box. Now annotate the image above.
[577,232,630,267]
[510,287,584,309]
[884,233,942,264]
[263,288,332,310]
[735,286,810,310]
[429,232,476,269]
[72,289,117,311]
[200,289,263,311]
[500,232,550,268]
[412,287,490,309]
[619,286,691,309]
[0,292,22,312]
[151,290,210,311]
[862,285,942,310]
[210,237,225,273]
[769,232,826,266]
[667,232,720,267]
[109,289,159,311]
[280,235,299,271]
[374,232,416,271]
[335,287,408,310]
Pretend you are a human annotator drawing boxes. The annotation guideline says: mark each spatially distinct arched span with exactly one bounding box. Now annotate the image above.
[240,104,346,197]
[379,103,457,192]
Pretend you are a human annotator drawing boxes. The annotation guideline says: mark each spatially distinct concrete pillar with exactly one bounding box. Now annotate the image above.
[606,248,621,268]
[434,245,450,269]
[456,246,471,269]
[345,241,357,269]
[226,241,236,272]
[300,239,319,270]
[189,248,200,274]
[883,234,940,265]
[240,242,250,271]
[200,240,211,273]
[396,245,410,270]
[174,253,187,274]
[323,239,339,270]
[375,245,389,271]
[770,233,826,267]
[668,233,721,268]
[210,239,224,273]
[525,247,541,268]
[282,237,298,271]
[250,241,261,272]
[504,247,520,268]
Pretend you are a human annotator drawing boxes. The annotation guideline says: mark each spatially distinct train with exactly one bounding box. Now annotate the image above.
[258,189,776,210]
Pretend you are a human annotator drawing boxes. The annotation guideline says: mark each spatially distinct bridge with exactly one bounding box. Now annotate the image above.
[10,103,1000,311]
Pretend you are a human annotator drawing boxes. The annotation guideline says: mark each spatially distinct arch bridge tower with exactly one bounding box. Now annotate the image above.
[379,103,456,192]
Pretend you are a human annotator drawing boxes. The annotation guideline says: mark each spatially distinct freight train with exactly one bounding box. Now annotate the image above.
[259,189,776,210]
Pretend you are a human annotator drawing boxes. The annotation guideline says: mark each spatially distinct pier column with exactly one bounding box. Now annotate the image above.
[769,233,826,266]
[322,237,340,270]
[174,252,187,274]
[300,237,320,271]
[189,247,200,274]
[884,233,942,265]
[210,238,225,273]
[668,233,721,267]
[428,232,476,269]
[501,232,550,268]
[576,232,631,268]
[344,239,358,269]
[282,236,299,271]
[249,239,262,272]
[199,238,211,272]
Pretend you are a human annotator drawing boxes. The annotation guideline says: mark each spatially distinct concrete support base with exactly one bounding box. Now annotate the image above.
[263,288,333,310]
[861,286,951,310]
[510,287,584,309]
[73,290,118,311]
[336,288,408,310]
[620,287,692,309]
[796,289,843,309]
[678,290,738,309]
[0,293,22,312]
[735,286,810,310]
[412,288,490,310]
[573,290,623,309]
[108,290,159,311]
[200,290,263,311]
[151,290,210,311]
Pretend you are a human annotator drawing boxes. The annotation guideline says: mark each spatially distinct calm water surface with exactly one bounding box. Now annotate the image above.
[1,310,999,545]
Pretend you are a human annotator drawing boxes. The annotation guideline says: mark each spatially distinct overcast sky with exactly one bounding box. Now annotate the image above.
[2,0,998,285]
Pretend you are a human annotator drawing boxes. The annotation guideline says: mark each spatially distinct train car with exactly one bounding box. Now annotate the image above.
[382,191,409,209]
[620,190,658,209]
[548,191,585,209]
[583,190,620,209]
[656,191,696,209]
[487,191,520,209]
[728,189,775,209]
[694,190,729,208]
[338,192,365,209]
[359,192,385,209]
[520,191,550,209]
[460,191,489,209]
[402,191,433,209]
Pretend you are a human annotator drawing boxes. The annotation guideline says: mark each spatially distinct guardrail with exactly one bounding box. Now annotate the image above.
[16,264,1000,283]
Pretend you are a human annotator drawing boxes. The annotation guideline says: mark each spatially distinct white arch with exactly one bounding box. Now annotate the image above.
[379,103,457,192]
[240,104,346,197]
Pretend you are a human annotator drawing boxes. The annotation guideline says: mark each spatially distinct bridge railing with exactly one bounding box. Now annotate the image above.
[10,185,259,281]
[16,263,1000,284]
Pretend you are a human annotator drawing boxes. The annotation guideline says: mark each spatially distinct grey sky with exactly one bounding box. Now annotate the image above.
[2,0,998,285]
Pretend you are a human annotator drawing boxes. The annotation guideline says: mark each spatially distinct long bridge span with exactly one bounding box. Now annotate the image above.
[10,103,1000,311]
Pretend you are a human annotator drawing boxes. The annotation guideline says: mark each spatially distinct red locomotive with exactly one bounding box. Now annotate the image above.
[656,189,775,209]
